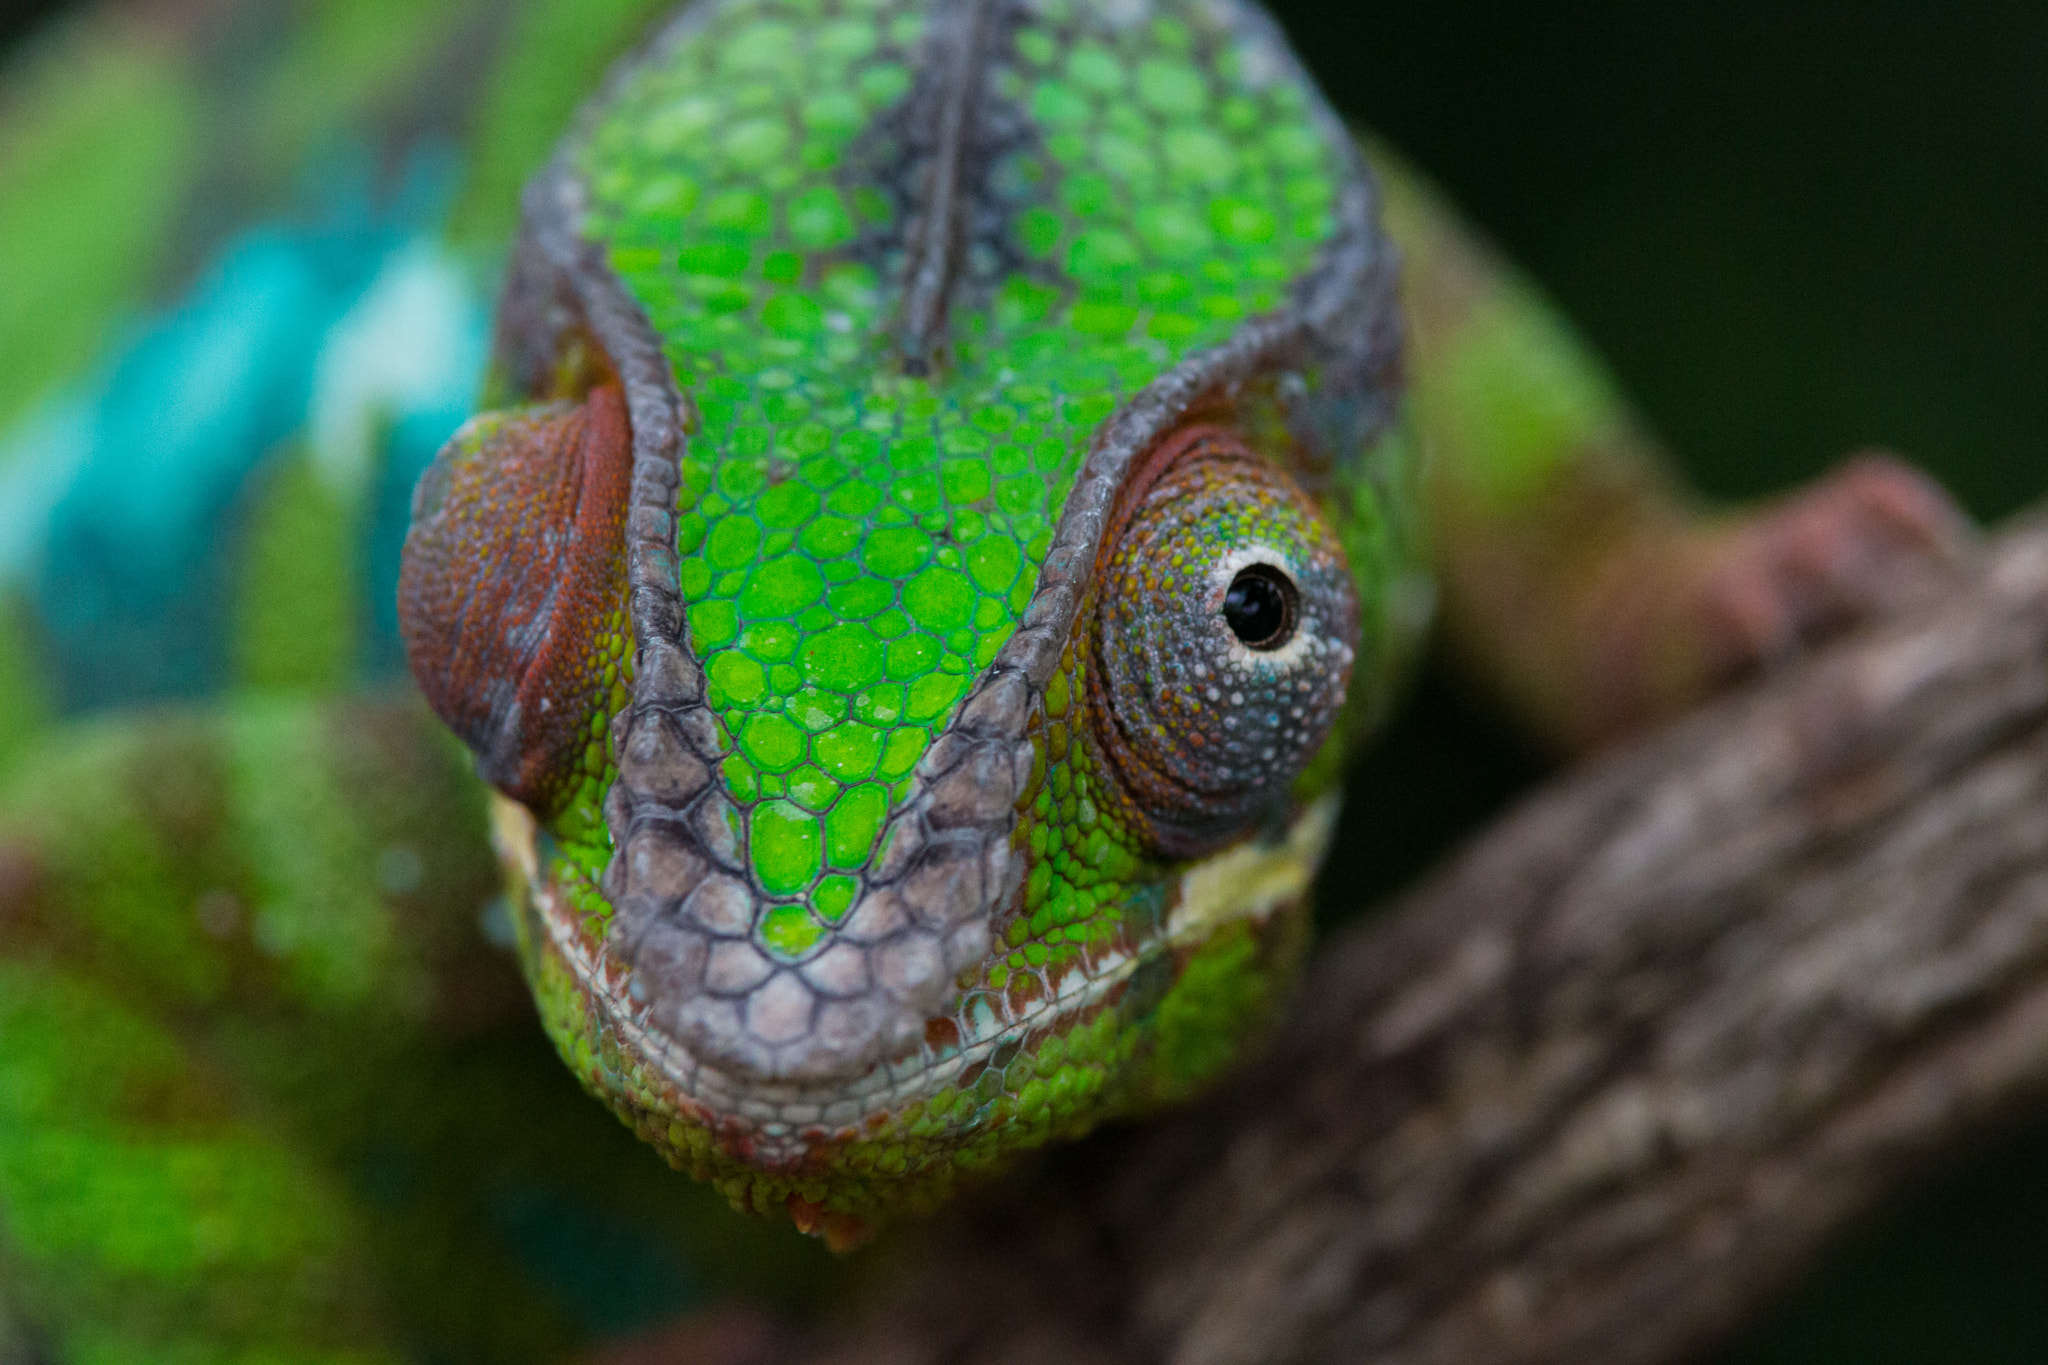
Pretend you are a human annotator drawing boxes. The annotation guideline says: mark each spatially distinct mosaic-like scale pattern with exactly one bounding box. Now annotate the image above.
[444,0,1418,1225]
[572,0,1352,960]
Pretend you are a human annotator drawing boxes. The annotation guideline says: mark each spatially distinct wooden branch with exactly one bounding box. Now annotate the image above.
[787,513,2048,1365]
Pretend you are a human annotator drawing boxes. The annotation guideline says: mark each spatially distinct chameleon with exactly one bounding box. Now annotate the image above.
[0,0,1965,1357]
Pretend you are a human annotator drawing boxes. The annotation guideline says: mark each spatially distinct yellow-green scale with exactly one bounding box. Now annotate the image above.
[575,0,1349,960]
[543,603,638,938]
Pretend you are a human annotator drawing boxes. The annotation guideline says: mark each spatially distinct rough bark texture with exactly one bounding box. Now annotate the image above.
[788,512,2048,1365]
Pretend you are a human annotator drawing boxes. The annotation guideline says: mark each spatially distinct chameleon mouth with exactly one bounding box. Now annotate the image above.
[494,790,1336,1161]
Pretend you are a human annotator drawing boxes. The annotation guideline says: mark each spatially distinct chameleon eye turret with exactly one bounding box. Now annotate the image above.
[397,385,635,819]
[1088,424,1358,858]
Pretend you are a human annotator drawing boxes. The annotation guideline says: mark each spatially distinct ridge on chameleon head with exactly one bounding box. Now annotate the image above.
[397,0,1424,1242]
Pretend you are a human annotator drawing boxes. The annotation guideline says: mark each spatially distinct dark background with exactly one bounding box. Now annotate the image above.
[1,0,64,57]
[5,0,2046,1359]
[1271,4,2048,1361]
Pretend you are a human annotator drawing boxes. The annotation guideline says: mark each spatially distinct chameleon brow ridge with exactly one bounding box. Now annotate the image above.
[897,0,1000,374]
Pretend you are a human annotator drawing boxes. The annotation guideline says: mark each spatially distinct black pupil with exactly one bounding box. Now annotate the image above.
[1223,565,1297,650]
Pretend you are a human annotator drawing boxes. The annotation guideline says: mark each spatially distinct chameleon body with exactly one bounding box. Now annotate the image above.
[0,0,1963,1357]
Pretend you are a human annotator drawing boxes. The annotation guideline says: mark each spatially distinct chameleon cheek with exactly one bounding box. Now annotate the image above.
[398,383,633,817]
[1088,425,1359,858]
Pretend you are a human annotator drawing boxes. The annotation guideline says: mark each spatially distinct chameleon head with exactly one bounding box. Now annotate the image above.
[398,0,1424,1232]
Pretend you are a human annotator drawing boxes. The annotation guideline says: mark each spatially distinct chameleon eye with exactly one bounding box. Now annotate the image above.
[1089,425,1359,858]
[398,384,633,817]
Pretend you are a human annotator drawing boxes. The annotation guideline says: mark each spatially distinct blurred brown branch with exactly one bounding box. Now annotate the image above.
[773,510,2048,1365]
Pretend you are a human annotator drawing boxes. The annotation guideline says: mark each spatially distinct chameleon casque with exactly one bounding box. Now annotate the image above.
[0,0,1966,1357]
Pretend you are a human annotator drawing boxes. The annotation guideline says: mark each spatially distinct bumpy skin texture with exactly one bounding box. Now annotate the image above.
[411,0,1423,1227]
[0,0,1967,1357]
[1089,424,1359,855]
[401,385,638,815]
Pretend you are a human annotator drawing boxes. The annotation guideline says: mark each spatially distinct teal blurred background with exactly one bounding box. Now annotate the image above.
[3,0,2043,1358]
